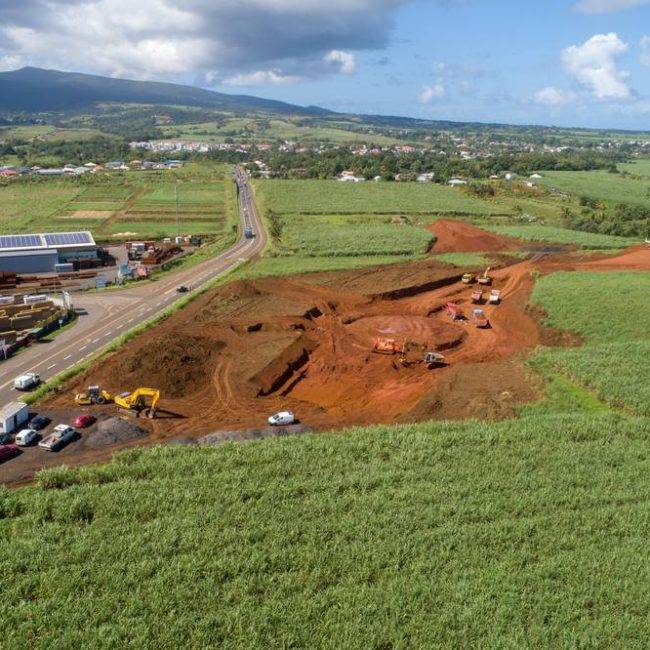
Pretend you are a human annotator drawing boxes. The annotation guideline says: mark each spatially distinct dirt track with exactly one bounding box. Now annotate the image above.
[430,219,525,253]
[4,223,649,485]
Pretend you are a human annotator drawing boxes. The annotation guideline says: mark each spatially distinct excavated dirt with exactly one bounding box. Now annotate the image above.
[4,226,648,485]
[86,418,148,449]
[430,219,526,253]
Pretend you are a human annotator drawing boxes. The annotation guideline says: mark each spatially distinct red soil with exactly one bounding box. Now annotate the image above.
[429,219,525,253]
[4,224,646,485]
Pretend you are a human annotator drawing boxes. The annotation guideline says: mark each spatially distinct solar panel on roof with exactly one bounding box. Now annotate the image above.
[44,232,93,247]
[0,234,42,249]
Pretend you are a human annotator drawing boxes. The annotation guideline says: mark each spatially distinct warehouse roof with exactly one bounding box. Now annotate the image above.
[0,231,95,253]
[0,401,28,420]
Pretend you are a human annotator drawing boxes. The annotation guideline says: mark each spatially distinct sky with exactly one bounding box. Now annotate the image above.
[1,0,650,129]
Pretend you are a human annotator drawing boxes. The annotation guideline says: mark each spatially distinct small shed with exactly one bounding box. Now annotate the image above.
[0,401,29,434]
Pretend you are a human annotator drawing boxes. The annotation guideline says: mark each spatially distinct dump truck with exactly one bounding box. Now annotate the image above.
[471,289,484,304]
[477,267,493,286]
[472,308,490,328]
[75,386,113,406]
[114,388,160,419]
[424,352,446,368]
[445,302,464,321]
[488,289,501,305]
[461,273,475,284]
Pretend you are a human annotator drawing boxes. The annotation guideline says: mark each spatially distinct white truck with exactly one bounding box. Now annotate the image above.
[38,424,76,451]
[268,411,296,426]
[488,290,502,305]
[14,373,41,391]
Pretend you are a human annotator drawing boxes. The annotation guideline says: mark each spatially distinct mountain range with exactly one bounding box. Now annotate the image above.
[0,67,331,116]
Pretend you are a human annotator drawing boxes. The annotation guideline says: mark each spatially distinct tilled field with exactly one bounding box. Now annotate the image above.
[5,223,649,485]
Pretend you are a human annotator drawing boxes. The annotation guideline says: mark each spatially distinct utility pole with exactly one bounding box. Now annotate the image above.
[174,182,180,239]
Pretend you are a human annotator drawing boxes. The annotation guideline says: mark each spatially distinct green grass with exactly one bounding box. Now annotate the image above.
[485,224,637,249]
[537,170,650,208]
[532,271,650,415]
[618,158,650,178]
[2,413,650,647]
[255,179,498,216]
[432,252,491,267]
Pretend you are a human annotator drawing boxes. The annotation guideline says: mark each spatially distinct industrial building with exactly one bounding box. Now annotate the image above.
[0,232,97,274]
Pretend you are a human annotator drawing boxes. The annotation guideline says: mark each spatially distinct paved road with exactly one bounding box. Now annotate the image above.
[0,167,266,406]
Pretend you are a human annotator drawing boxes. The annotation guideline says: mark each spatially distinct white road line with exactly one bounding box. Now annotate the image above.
[92,338,100,343]
[79,346,87,351]
[47,364,56,370]
[63,354,72,360]
[127,319,134,324]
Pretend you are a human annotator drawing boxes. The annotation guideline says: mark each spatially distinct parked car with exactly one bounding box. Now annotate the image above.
[268,411,296,426]
[13,373,40,391]
[0,432,13,445]
[39,425,76,451]
[74,414,95,428]
[0,444,20,462]
[29,414,51,430]
[176,285,190,293]
[15,429,39,447]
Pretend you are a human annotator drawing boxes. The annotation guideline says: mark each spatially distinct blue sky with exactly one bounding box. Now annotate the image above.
[245,0,650,129]
[2,0,650,129]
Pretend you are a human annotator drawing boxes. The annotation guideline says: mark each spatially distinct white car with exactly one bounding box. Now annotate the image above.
[15,428,39,447]
[39,424,76,451]
[14,373,41,391]
[268,411,296,426]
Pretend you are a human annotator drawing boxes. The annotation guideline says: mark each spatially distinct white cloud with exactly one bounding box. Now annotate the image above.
[324,50,357,75]
[223,69,299,85]
[641,36,650,66]
[0,0,406,83]
[574,0,650,13]
[420,83,445,103]
[562,33,630,100]
[534,86,575,106]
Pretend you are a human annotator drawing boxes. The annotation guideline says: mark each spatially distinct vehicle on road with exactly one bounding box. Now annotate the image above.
[74,414,96,428]
[14,373,41,391]
[245,226,255,239]
[15,429,39,446]
[0,444,20,462]
[176,285,190,293]
[75,386,112,406]
[39,424,76,451]
[28,414,51,430]
[268,411,296,426]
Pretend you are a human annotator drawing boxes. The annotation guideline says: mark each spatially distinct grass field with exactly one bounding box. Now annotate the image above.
[255,179,499,216]
[532,271,650,415]
[537,170,650,208]
[485,224,637,249]
[0,125,110,142]
[618,158,650,177]
[1,413,649,647]
[0,163,235,240]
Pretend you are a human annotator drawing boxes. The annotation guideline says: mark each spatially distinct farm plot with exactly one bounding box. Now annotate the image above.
[532,271,650,415]
[484,224,637,249]
[618,158,650,178]
[255,179,499,216]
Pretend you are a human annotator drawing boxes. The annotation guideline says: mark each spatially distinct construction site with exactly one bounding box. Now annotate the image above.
[4,219,648,485]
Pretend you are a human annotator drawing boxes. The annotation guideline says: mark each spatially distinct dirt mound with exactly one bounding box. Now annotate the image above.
[85,418,148,449]
[431,219,524,253]
[110,334,223,398]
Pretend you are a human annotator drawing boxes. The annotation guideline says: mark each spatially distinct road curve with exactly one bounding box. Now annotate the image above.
[0,167,266,406]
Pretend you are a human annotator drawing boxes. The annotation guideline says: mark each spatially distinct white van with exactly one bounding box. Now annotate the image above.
[14,373,40,391]
[15,429,38,447]
[268,411,296,426]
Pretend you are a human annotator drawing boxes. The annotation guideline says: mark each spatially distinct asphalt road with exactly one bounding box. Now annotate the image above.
[0,167,266,406]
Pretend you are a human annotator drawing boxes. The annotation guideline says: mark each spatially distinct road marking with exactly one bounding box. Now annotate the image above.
[127,318,134,324]
[79,346,87,351]
[92,338,100,343]
[47,364,56,370]
[105,331,113,337]
[63,354,72,360]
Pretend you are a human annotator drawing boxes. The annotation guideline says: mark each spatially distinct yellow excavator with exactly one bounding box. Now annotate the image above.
[75,385,113,406]
[477,267,493,286]
[114,387,161,419]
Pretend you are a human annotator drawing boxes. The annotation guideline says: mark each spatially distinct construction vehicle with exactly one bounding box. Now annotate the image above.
[114,388,160,419]
[75,386,113,406]
[461,273,475,284]
[477,267,493,286]
[399,341,428,366]
[488,289,502,305]
[373,337,401,354]
[445,301,464,321]
[424,352,446,368]
[472,308,490,328]
[471,289,484,304]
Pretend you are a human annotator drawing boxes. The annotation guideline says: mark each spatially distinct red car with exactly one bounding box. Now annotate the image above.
[0,444,20,462]
[74,414,96,429]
